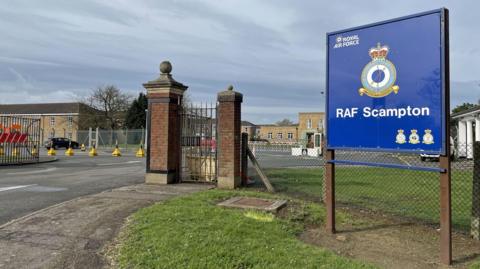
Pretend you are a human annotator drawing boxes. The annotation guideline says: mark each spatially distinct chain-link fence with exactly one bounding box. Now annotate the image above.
[249,140,479,236]
[77,128,146,151]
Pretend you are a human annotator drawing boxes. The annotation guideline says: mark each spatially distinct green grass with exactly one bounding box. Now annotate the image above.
[266,167,473,231]
[115,190,375,269]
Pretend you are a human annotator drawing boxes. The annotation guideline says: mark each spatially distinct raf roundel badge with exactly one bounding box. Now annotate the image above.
[359,43,399,98]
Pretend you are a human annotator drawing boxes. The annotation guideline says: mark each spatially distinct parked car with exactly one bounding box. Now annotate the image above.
[44,137,79,149]
[420,136,455,161]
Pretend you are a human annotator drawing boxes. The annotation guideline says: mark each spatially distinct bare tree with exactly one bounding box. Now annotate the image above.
[276,118,294,126]
[83,85,132,130]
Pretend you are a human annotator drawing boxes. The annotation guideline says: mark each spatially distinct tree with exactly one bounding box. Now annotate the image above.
[125,93,148,129]
[83,85,132,130]
[452,102,477,114]
[276,118,294,126]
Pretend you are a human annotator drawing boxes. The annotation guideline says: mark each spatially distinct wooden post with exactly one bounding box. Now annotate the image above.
[325,149,335,233]
[472,141,480,240]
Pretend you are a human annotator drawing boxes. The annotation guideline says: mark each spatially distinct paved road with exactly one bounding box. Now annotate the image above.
[0,149,145,225]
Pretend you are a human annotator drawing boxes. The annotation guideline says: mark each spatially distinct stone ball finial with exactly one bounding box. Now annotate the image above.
[160,61,172,74]
[227,85,234,91]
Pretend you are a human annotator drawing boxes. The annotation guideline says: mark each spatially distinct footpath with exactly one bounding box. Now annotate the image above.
[0,183,213,269]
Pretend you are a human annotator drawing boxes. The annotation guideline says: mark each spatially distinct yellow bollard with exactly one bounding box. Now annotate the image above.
[136,144,145,158]
[81,144,86,151]
[47,147,56,156]
[65,147,74,156]
[112,143,121,157]
[0,146,4,156]
[31,145,38,156]
[12,147,19,157]
[89,144,98,157]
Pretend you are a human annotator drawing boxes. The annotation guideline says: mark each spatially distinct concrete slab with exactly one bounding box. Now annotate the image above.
[217,196,287,212]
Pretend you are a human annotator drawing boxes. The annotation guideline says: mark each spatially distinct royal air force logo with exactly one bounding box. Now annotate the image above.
[359,43,399,98]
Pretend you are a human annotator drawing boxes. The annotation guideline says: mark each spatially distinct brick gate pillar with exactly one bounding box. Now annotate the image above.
[217,85,243,189]
[143,61,187,184]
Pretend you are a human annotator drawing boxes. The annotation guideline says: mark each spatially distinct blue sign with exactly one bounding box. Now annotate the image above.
[326,9,447,154]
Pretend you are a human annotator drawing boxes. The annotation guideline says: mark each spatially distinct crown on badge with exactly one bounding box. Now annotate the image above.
[411,129,417,133]
[369,43,389,59]
[425,129,431,134]
[398,129,404,133]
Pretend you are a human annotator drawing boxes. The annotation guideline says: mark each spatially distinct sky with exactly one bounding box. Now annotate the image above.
[0,0,479,124]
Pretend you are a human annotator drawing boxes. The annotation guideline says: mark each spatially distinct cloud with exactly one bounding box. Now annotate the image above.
[0,0,478,124]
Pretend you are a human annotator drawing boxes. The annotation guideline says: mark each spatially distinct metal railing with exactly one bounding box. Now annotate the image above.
[0,116,40,165]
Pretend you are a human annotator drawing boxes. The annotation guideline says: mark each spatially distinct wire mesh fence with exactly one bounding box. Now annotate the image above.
[249,140,478,236]
[77,128,146,151]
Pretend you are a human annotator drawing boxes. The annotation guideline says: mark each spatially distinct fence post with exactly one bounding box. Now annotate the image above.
[217,85,243,189]
[125,128,128,150]
[241,133,248,186]
[88,127,92,149]
[95,127,99,148]
[143,61,187,184]
[472,141,480,240]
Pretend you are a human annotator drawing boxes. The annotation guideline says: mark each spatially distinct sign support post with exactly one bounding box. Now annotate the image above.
[325,148,336,233]
[439,9,451,264]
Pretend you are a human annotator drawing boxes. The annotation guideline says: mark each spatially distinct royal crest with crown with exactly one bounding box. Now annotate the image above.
[359,43,399,98]
[422,129,434,144]
[395,129,406,144]
[409,129,420,144]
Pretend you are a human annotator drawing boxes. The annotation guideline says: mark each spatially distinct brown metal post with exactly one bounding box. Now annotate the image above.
[325,148,335,233]
[241,133,249,186]
[439,8,452,265]
[439,155,451,264]
[471,141,480,240]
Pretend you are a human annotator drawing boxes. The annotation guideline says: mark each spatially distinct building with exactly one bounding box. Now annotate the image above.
[241,121,258,139]
[257,124,299,143]
[298,112,325,142]
[452,105,480,158]
[252,112,325,144]
[0,102,97,142]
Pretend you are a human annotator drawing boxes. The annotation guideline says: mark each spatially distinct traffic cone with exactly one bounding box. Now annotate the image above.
[65,147,74,156]
[47,147,56,156]
[136,144,145,158]
[31,145,38,156]
[80,144,86,151]
[112,141,121,157]
[89,143,98,157]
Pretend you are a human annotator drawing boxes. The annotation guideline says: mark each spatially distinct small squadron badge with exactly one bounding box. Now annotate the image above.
[422,129,434,144]
[409,129,420,144]
[359,43,399,98]
[395,129,406,144]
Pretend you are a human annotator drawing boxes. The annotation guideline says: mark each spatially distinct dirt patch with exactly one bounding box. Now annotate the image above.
[299,208,480,269]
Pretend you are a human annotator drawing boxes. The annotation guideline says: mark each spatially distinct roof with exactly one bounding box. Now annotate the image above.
[451,105,480,119]
[298,112,325,115]
[241,121,256,127]
[0,102,88,115]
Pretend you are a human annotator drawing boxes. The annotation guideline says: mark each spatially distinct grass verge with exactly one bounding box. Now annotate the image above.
[114,189,375,269]
[266,167,473,231]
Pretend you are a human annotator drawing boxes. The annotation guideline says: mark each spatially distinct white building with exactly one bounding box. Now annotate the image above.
[452,105,480,158]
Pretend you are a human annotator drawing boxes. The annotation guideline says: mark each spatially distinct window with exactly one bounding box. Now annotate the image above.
[267,133,273,139]
[277,133,283,139]
[288,133,293,140]
[318,120,323,129]
[50,116,55,127]
[67,116,73,128]
[49,129,55,138]
[307,119,312,129]
[67,132,73,140]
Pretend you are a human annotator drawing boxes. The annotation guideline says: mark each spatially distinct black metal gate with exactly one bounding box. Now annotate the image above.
[180,103,217,182]
[0,116,41,165]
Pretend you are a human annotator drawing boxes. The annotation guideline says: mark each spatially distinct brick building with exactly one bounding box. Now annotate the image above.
[253,112,325,143]
[0,102,98,142]
[241,120,258,138]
